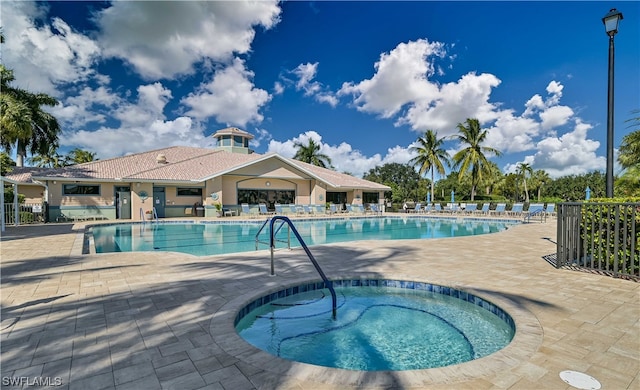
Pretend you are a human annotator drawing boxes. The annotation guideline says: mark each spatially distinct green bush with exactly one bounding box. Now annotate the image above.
[581,198,640,275]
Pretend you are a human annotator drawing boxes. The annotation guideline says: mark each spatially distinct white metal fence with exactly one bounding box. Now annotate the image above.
[557,202,639,281]
[2,203,46,226]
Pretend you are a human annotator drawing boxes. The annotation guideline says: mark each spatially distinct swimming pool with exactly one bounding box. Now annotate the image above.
[235,279,515,371]
[91,216,516,256]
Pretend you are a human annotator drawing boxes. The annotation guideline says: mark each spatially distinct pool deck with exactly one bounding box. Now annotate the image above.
[1,214,638,389]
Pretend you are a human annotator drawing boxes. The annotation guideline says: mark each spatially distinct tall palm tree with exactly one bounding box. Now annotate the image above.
[293,138,332,169]
[409,130,450,203]
[515,162,533,203]
[65,148,97,165]
[452,118,501,201]
[28,144,64,168]
[0,64,61,167]
[530,169,551,202]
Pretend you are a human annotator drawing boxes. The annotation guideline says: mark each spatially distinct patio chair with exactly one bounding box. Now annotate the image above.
[490,203,506,216]
[464,203,477,214]
[523,203,545,222]
[370,203,382,215]
[259,203,275,216]
[241,203,258,218]
[475,203,489,215]
[508,203,524,217]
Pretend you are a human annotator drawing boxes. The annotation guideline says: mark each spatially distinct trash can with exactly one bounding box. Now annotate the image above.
[196,207,205,217]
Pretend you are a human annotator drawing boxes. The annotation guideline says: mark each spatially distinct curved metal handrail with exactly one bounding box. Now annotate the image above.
[255,218,289,250]
[269,216,337,319]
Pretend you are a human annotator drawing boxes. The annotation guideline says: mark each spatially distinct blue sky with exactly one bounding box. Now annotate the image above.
[2,1,638,179]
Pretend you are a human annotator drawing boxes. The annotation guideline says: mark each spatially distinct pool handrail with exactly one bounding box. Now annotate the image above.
[269,216,337,319]
[255,218,290,250]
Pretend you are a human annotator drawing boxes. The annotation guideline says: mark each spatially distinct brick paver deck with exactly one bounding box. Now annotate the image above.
[1,216,638,389]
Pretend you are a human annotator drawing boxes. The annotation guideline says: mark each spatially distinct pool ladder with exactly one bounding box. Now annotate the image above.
[256,216,337,319]
[140,207,159,224]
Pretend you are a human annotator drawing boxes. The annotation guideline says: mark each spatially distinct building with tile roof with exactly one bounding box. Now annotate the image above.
[2,128,390,221]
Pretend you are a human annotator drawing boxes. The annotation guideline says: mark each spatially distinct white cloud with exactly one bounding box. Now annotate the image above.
[1,2,102,96]
[339,39,445,118]
[181,58,271,126]
[399,72,501,135]
[61,83,212,158]
[288,63,339,107]
[267,131,417,178]
[95,0,281,79]
[510,119,605,178]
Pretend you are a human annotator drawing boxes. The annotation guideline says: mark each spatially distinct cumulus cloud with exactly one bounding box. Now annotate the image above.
[181,58,271,126]
[94,0,281,80]
[505,119,605,178]
[266,131,416,177]
[61,83,212,158]
[283,63,339,107]
[1,2,102,96]
[339,39,445,118]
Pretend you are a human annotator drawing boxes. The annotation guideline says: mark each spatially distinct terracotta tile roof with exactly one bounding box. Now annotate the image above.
[2,167,55,185]
[3,146,389,190]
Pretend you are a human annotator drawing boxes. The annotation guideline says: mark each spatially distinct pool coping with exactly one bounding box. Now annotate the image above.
[210,273,544,388]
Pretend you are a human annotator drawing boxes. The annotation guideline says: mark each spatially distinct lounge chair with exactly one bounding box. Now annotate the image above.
[274,203,284,215]
[370,203,382,215]
[357,204,366,214]
[315,204,325,215]
[476,203,490,215]
[409,203,422,213]
[490,203,506,216]
[464,203,477,214]
[345,204,354,214]
[329,204,338,214]
[241,203,258,218]
[508,203,524,217]
[422,204,432,213]
[259,203,275,216]
[434,204,443,213]
[302,205,314,216]
[523,203,545,222]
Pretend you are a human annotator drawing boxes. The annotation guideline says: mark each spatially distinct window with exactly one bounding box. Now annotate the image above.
[234,135,244,147]
[63,184,100,195]
[176,188,203,197]
[237,189,295,209]
[363,192,379,204]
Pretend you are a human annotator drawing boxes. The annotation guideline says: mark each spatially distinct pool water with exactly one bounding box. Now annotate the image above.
[91,217,514,256]
[235,282,515,371]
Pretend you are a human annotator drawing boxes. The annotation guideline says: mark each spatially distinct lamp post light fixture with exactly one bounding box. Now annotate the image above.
[602,8,623,198]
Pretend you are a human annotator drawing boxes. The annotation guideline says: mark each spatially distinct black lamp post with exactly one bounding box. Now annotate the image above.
[602,8,623,198]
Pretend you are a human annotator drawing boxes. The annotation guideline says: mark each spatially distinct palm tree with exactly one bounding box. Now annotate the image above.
[28,144,64,168]
[0,64,61,167]
[293,138,332,168]
[515,162,533,203]
[452,118,501,201]
[409,130,450,203]
[65,148,97,165]
[530,169,551,202]
[618,129,640,170]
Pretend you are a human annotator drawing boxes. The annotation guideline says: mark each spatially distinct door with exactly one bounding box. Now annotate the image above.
[152,187,166,218]
[116,191,131,219]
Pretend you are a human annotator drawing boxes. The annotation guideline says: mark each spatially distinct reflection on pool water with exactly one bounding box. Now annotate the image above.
[91,216,516,256]
[235,279,515,371]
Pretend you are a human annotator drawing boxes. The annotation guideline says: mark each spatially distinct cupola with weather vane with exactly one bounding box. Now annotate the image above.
[212,127,254,154]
